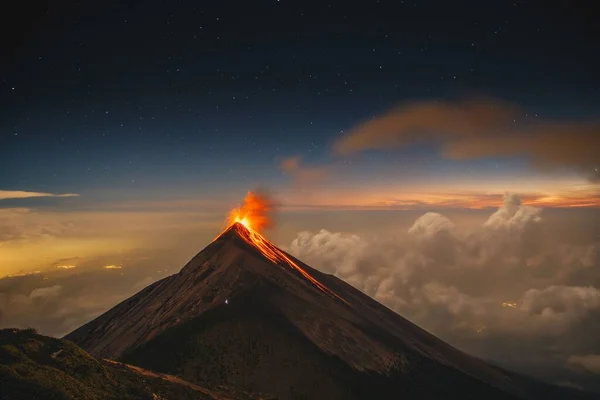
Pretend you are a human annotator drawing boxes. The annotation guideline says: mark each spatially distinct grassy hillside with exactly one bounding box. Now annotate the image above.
[0,328,269,400]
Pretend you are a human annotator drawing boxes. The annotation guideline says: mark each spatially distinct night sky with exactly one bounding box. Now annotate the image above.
[2,0,599,204]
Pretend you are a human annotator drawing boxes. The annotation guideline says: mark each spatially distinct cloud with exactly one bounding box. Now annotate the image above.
[30,285,62,299]
[333,97,520,153]
[288,229,367,279]
[279,156,329,185]
[340,200,592,337]
[484,193,542,230]
[280,156,302,172]
[286,193,600,389]
[0,208,77,245]
[519,286,600,333]
[332,97,600,181]
[408,212,455,239]
[0,261,176,337]
[567,355,600,375]
[0,204,223,277]
[0,190,79,200]
[442,122,600,181]
[0,198,227,333]
[281,188,600,210]
[420,281,487,317]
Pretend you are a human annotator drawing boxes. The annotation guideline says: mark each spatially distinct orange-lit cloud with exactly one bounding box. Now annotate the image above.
[279,186,600,210]
[280,156,329,185]
[333,97,600,182]
[0,205,223,277]
[333,97,520,154]
[280,156,302,172]
[0,190,79,200]
[0,183,596,279]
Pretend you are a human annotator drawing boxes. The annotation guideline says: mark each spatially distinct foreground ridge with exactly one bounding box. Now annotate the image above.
[0,328,265,400]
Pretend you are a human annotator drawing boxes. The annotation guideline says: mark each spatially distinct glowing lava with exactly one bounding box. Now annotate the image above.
[227,191,273,232]
[218,191,348,304]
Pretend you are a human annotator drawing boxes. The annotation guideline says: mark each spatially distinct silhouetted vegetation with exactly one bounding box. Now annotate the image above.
[0,328,264,400]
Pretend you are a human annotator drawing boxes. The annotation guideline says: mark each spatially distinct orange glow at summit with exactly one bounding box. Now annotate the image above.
[227,191,273,233]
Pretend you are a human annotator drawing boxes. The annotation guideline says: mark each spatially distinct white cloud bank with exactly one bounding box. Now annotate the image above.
[286,193,600,387]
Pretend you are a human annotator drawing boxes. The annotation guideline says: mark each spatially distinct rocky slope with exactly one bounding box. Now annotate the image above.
[65,223,598,400]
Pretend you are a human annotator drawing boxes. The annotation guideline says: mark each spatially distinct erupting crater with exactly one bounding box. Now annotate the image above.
[216,191,348,304]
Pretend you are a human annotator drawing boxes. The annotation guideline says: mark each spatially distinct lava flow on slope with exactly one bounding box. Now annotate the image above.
[216,191,348,304]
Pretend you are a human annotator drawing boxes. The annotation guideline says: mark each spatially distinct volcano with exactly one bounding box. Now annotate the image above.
[65,222,594,400]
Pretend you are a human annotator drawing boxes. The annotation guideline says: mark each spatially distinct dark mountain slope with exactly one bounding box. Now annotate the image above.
[66,223,598,400]
[0,328,267,400]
